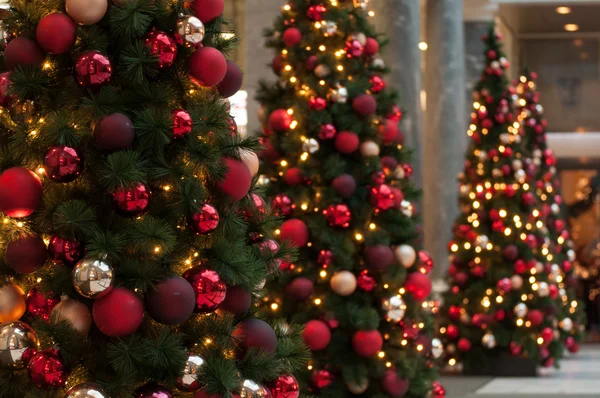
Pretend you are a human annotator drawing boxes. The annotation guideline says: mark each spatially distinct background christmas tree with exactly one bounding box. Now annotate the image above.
[0,0,307,397]
[256,1,441,397]
[514,70,585,354]
[440,27,564,373]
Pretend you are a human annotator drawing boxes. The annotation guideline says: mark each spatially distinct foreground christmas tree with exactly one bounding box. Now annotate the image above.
[257,1,441,397]
[514,70,585,354]
[440,28,564,374]
[0,0,307,396]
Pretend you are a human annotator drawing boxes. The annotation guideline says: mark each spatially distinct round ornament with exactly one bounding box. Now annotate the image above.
[322,21,337,35]
[286,277,313,301]
[147,276,195,325]
[0,321,38,369]
[145,30,178,69]
[220,286,251,317]
[268,374,300,398]
[66,0,107,25]
[370,76,386,93]
[364,37,379,55]
[26,287,59,321]
[6,234,47,274]
[405,272,432,302]
[51,298,92,334]
[3,37,44,70]
[370,184,395,210]
[94,112,134,151]
[561,317,573,332]
[360,140,380,157]
[302,138,319,154]
[233,318,278,355]
[334,130,359,154]
[218,61,243,98]
[346,379,368,395]
[364,244,394,272]
[92,287,144,337]
[111,182,151,217]
[171,109,192,139]
[183,267,227,313]
[44,146,83,183]
[48,235,83,266]
[511,275,523,290]
[330,270,357,296]
[191,0,223,22]
[332,174,356,198]
[352,330,383,357]
[177,353,205,391]
[382,294,406,322]
[537,281,549,297]
[240,149,259,176]
[303,320,331,351]
[431,338,443,358]
[482,332,497,349]
[0,72,14,107]
[284,167,304,186]
[269,109,292,133]
[36,13,77,54]
[430,381,446,398]
[379,119,400,145]
[283,27,302,47]
[75,51,112,88]
[177,15,205,47]
[65,383,108,398]
[188,46,227,87]
[272,194,293,216]
[311,369,334,390]
[323,204,351,227]
[418,250,434,273]
[238,379,270,398]
[218,157,252,201]
[189,203,220,234]
[314,64,330,77]
[280,218,309,247]
[332,86,348,103]
[28,348,67,388]
[352,94,376,117]
[0,167,43,218]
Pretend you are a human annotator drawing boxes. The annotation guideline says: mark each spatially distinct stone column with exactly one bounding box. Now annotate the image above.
[371,0,424,187]
[423,0,467,281]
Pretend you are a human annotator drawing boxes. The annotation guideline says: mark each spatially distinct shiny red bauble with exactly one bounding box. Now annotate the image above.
[370,183,395,210]
[387,105,403,122]
[323,204,351,227]
[218,157,252,201]
[48,235,84,266]
[280,218,309,247]
[418,250,434,273]
[319,123,337,140]
[457,338,471,352]
[111,182,151,217]
[171,109,192,139]
[217,60,243,98]
[334,130,359,154]
[44,146,83,183]
[309,97,327,110]
[269,109,292,132]
[357,271,376,291]
[189,203,220,234]
[352,329,383,357]
[145,30,178,69]
[36,13,76,54]
[188,46,227,87]
[540,327,553,343]
[268,374,300,398]
[352,94,377,117]
[379,119,400,145]
[27,287,60,321]
[135,385,174,398]
[431,381,446,398]
[283,27,302,47]
[0,72,14,107]
[3,37,45,70]
[364,37,379,55]
[370,76,386,93]
[28,348,67,388]
[307,5,326,21]
[445,324,459,339]
[272,194,294,216]
[311,369,334,389]
[405,272,432,302]
[94,113,135,151]
[146,276,196,325]
[345,39,363,58]
[183,267,227,313]
[191,0,224,23]
[6,234,47,274]
[233,318,278,355]
[75,50,112,88]
[303,320,331,351]
[0,167,43,218]
[93,287,144,337]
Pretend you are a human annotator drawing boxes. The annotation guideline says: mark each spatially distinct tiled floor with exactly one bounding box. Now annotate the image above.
[441,345,600,398]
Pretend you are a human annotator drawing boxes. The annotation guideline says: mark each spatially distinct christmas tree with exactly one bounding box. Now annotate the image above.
[257,1,441,397]
[440,28,565,373]
[0,0,307,396]
[514,70,585,354]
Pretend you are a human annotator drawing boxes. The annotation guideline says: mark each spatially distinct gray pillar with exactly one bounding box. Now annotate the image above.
[424,0,467,280]
[371,0,423,188]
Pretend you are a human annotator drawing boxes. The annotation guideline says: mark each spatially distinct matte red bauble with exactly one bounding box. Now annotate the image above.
[111,182,151,217]
[220,286,251,317]
[370,183,395,210]
[218,157,251,201]
[280,218,309,247]
[379,119,399,145]
[233,318,278,355]
[188,46,227,87]
[364,37,379,55]
[268,375,300,398]
[527,309,543,327]
[364,244,393,272]
[380,370,409,398]
[93,287,144,337]
[272,194,293,216]
[217,60,243,98]
[284,167,304,186]
[6,234,47,274]
[191,0,224,22]
[183,267,227,313]
[27,287,60,321]
[269,109,292,132]
[286,277,313,301]
[323,204,351,227]
[283,27,302,47]
[352,329,383,357]
[189,203,219,234]
[370,76,385,93]
[319,123,337,140]
[405,272,432,302]
[75,51,112,88]
[94,113,135,151]
[334,130,359,154]
[352,94,376,117]
[171,109,192,139]
[272,55,283,75]
[145,30,178,69]
[3,37,45,70]
[48,235,83,266]
[332,174,356,198]
[28,348,67,388]
[0,167,43,218]
[457,338,471,352]
[44,146,83,183]
[146,276,196,325]
[303,320,331,351]
[36,13,76,54]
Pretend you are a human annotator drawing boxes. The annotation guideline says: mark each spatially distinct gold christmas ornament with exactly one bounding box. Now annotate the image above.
[511,275,523,290]
[0,321,38,369]
[0,283,26,323]
[360,140,380,157]
[431,338,444,359]
[382,294,406,322]
[239,149,259,176]
[239,379,270,397]
[177,15,205,47]
[330,270,357,296]
[346,378,369,394]
[177,354,205,391]
[314,64,331,78]
[10,99,36,123]
[66,0,108,25]
[73,257,114,299]
[51,298,93,334]
[561,317,573,332]
[65,383,107,398]
[394,244,416,268]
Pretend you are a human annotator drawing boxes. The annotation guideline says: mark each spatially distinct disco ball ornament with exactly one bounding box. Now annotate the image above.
[65,383,108,398]
[177,15,205,47]
[72,257,114,299]
[482,332,496,349]
[0,321,38,369]
[382,294,406,322]
[74,50,112,89]
[176,354,205,391]
[431,338,444,359]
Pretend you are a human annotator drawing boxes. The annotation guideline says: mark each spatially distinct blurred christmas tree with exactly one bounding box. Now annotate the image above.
[0,0,307,396]
[256,1,441,397]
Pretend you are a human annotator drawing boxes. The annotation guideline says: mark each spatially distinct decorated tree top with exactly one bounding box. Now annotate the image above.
[257,0,441,397]
[441,27,565,372]
[0,0,307,396]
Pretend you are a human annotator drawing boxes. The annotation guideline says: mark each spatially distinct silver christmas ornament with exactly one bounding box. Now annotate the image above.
[371,57,385,69]
[431,338,444,359]
[515,169,526,183]
[551,203,560,215]
[490,61,500,70]
[332,86,348,103]
[482,332,496,349]
[476,235,489,247]
[0,321,38,369]
[394,244,416,268]
[535,104,544,114]
[538,281,549,297]
[322,21,337,35]
[302,138,320,154]
[346,379,369,394]
[351,32,367,46]
[567,249,575,262]
[561,317,573,332]
[512,159,523,171]
[65,383,108,398]
[478,150,487,161]
[72,257,114,299]
[400,200,413,217]
[239,379,269,397]
[177,354,205,391]
[514,302,528,318]
[314,64,331,78]
[382,295,406,322]
[177,15,205,46]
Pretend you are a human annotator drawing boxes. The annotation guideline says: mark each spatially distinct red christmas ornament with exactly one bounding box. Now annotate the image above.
[387,105,403,122]
[171,109,192,139]
[48,235,83,266]
[380,370,409,398]
[370,76,385,93]
[371,171,386,186]
[431,381,446,398]
[345,39,364,57]
[6,234,47,274]
[217,60,243,98]
[191,0,223,22]
[566,337,580,354]
[418,250,434,273]
[549,284,559,299]
[352,94,376,117]
[311,369,334,389]
[527,309,544,327]
[94,113,135,151]
[448,305,461,320]
[318,250,334,267]
[305,55,317,71]
[280,218,309,247]
[286,277,313,301]
[188,46,227,87]
[146,276,196,325]
[3,37,45,70]
[219,286,251,317]
[36,13,77,54]
[189,203,219,234]
[0,167,43,218]
[75,51,112,88]
[332,174,356,198]
[496,278,511,293]
[357,271,376,291]
[111,182,151,217]
[0,72,14,107]
[218,157,252,201]
[233,318,278,355]
[259,239,282,270]
[303,320,331,351]
[44,146,83,183]
[364,37,379,56]
[514,259,527,274]
[309,97,327,111]
[445,324,459,339]
[27,287,60,321]
[183,267,227,313]
[334,130,359,154]
[268,374,300,398]
[509,341,523,356]
[93,287,144,337]
[269,109,293,132]
[352,329,382,357]
[457,338,471,352]
[307,5,326,21]
[323,204,351,227]
[272,194,293,216]
[284,167,304,186]
[540,327,553,344]
[405,272,432,302]
[370,183,395,210]
[319,124,337,140]
[28,348,67,388]
[271,55,283,75]
[379,119,400,145]
[283,27,302,47]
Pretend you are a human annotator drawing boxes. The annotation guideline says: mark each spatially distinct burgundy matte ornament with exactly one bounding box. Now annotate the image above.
[94,113,135,151]
[28,348,68,388]
[3,37,45,70]
[364,244,393,272]
[189,204,219,234]
[191,0,223,22]
[6,234,47,274]
[284,167,304,186]
[370,183,395,210]
[323,204,351,227]
[144,30,178,69]
[220,286,251,317]
[0,167,43,218]
[380,370,409,398]
[217,61,243,98]
[286,277,313,301]
[26,287,60,321]
[319,123,337,140]
[183,267,227,313]
[146,276,196,325]
[172,109,192,139]
[272,194,293,216]
[233,318,278,355]
[135,384,173,398]
[332,174,356,198]
[334,130,359,154]
[0,72,14,107]
[111,182,150,217]
[268,375,300,398]
[352,94,376,117]
[75,50,112,88]
[48,235,84,266]
[44,146,83,183]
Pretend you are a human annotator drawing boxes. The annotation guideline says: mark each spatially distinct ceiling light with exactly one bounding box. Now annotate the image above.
[564,24,579,32]
[556,6,571,14]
